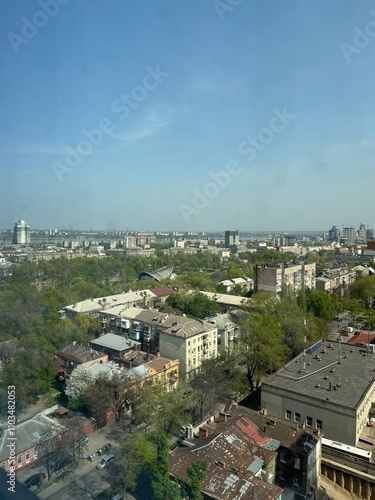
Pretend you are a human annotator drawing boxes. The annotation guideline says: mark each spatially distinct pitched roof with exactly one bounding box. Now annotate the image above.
[90,334,141,352]
[0,410,64,462]
[169,429,282,500]
[55,343,103,363]
[346,333,375,346]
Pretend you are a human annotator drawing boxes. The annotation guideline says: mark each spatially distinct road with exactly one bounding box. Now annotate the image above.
[37,464,109,500]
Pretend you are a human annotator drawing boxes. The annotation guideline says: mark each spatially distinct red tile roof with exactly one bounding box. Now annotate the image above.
[346,333,375,346]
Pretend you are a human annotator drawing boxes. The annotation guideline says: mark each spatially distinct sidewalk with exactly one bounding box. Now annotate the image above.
[16,422,120,486]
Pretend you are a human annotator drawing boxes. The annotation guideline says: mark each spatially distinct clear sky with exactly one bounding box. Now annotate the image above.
[1,0,375,232]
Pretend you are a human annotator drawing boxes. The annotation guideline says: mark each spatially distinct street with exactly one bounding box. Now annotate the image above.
[38,465,109,500]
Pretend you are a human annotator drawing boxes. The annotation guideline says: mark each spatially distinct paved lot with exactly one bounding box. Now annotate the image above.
[16,422,120,491]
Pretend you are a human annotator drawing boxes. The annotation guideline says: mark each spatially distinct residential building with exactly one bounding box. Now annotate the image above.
[59,290,157,321]
[54,341,107,376]
[12,219,30,244]
[197,291,252,311]
[128,356,179,391]
[169,408,283,500]
[328,226,340,243]
[218,276,253,293]
[224,230,239,248]
[342,227,355,245]
[254,263,316,296]
[89,333,141,360]
[261,339,375,447]
[158,318,217,379]
[186,400,321,499]
[88,356,179,391]
[316,267,356,293]
[204,310,247,354]
[0,406,65,472]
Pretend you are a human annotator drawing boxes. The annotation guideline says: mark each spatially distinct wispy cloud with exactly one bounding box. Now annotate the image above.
[0,142,67,155]
[110,111,171,144]
[190,69,245,96]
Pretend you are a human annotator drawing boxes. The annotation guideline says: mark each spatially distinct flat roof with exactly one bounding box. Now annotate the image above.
[198,291,251,308]
[262,340,375,409]
[64,290,156,314]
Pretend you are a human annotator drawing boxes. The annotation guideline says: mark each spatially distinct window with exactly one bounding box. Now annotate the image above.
[294,478,299,487]
[316,419,323,430]
[17,455,22,466]
[306,416,312,427]
[34,447,38,458]
[294,412,301,423]
[25,451,30,462]
[294,458,300,469]
[280,452,285,463]
[279,471,284,480]
[285,409,291,420]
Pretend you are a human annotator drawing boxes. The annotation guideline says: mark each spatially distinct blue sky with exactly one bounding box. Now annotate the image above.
[1,0,375,231]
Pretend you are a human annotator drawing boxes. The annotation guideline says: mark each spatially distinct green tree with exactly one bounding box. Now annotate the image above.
[305,289,340,320]
[152,433,181,500]
[187,460,208,500]
[117,432,156,492]
[238,313,288,391]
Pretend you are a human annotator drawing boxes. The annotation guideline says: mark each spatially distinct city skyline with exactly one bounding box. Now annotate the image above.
[1,1,375,231]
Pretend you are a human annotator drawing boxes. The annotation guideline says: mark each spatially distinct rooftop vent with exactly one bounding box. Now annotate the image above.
[330,368,335,373]
[315,384,321,388]
[323,375,328,380]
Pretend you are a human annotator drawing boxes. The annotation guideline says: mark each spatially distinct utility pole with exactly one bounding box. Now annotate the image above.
[368,298,373,354]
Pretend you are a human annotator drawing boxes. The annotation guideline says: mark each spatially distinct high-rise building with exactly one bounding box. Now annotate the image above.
[358,223,366,242]
[328,225,340,242]
[342,227,355,245]
[224,230,239,248]
[12,219,30,244]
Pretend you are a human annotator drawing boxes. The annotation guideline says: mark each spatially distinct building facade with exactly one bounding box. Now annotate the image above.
[224,230,239,248]
[158,320,217,379]
[254,263,316,296]
[261,340,375,447]
[12,219,30,244]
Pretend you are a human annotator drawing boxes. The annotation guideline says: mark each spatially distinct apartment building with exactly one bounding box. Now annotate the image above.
[158,319,217,379]
[97,305,217,377]
[59,290,156,321]
[261,340,375,447]
[254,263,316,296]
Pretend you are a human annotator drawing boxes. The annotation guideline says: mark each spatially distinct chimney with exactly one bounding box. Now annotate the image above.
[199,428,208,438]
[218,412,228,423]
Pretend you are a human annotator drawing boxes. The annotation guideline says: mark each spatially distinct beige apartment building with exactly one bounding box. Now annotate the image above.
[158,319,217,379]
[254,262,316,296]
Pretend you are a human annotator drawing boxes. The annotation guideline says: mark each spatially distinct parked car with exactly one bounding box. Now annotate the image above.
[96,453,115,470]
[54,455,72,472]
[75,436,89,448]
[24,472,46,488]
